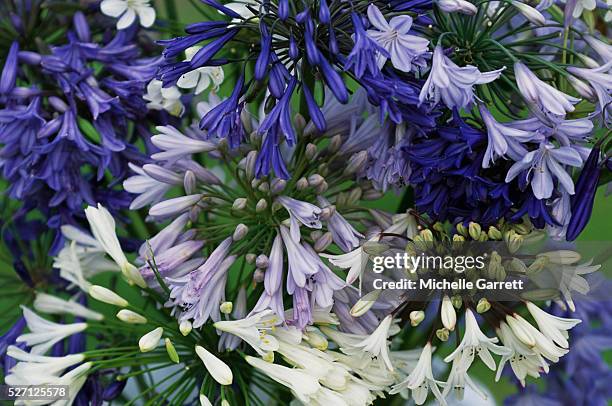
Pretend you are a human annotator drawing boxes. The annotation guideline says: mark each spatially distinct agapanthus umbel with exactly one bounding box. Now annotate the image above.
[0,11,160,243]
[155,0,436,177]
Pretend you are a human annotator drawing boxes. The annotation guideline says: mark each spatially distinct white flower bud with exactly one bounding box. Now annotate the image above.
[537,250,581,265]
[200,395,213,406]
[117,309,147,324]
[319,206,335,221]
[89,286,128,307]
[476,298,491,313]
[179,320,192,336]
[296,177,309,191]
[232,198,247,211]
[253,269,265,283]
[344,151,368,175]
[567,75,596,101]
[304,329,329,350]
[511,1,546,25]
[183,170,197,195]
[245,150,258,180]
[220,302,233,314]
[305,143,317,160]
[329,135,342,152]
[315,181,328,194]
[232,224,249,241]
[255,199,268,212]
[441,295,456,331]
[195,345,233,385]
[350,290,381,317]
[139,327,163,352]
[257,182,270,193]
[437,0,477,15]
[410,310,425,327]
[245,253,257,264]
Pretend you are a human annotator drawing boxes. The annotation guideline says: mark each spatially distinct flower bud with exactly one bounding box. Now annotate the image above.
[436,328,450,341]
[527,256,548,275]
[245,253,257,264]
[256,254,269,269]
[255,199,268,212]
[315,181,328,194]
[183,170,197,194]
[179,320,192,336]
[504,230,523,253]
[305,143,317,160]
[441,296,456,331]
[350,290,381,317]
[89,286,128,307]
[165,338,180,363]
[456,223,468,236]
[347,188,362,205]
[314,232,333,252]
[245,150,258,180]
[476,298,491,313]
[232,224,249,241]
[487,226,502,240]
[232,198,247,211]
[200,395,213,406]
[296,177,309,191]
[437,0,477,14]
[453,234,465,242]
[308,174,324,187]
[116,309,147,324]
[139,327,164,352]
[270,178,286,194]
[419,229,434,241]
[506,314,536,347]
[511,1,546,25]
[303,329,329,351]
[410,310,425,327]
[537,250,581,265]
[468,222,481,240]
[195,345,233,385]
[344,151,368,175]
[329,134,342,152]
[319,206,335,221]
[251,178,261,189]
[257,181,270,193]
[451,295,462,309]
[253,269,265,283]
[567,75,596,101]
[220,301,233,314]
[310,230,323,241]
[294,113,306,132]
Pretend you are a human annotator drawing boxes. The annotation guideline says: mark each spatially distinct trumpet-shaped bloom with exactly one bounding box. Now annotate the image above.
[100,0,156,29]
[16,307,87,355]
[214,310,280,356]
[419,45,504,109]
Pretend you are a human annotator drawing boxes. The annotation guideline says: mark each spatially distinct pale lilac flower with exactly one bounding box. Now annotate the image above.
[250,288,285,321]
[124,163,174,210]
[149,194,203,219]
[419,45,505,109]
[567,61,612,125]
[139,240,204,282]
[317,196,363,252]
[303,243,345,308]
[277,196,322,242]
[291,286,313,330]
[584,35,612,63]
[279,226,318,289]
[514,61,580,116]
[167,237,234,327]
[505,143,583,199]
[506,115,593,147]
[100,0,156,29]
[264,232,284,296]
[138,213,189,257]
[366,5,429,73]
[479,105,544,168]
[151,125,217,161]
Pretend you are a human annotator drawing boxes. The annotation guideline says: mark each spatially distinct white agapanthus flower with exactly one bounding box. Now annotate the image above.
[525,301,581,348]
[349,315,395,371]
[195,345,233,385]
[100,0,156,30]
[16,307,87,355]
[144,79,185,117]
[5,345,85,386]
[177,46,225,94]
[33,292,103,321]
[213,310,280,356]
[495,321,546,386]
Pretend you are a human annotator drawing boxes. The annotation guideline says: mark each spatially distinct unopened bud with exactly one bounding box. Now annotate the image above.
[507,258,527,273]
[468,222,481,240]
[245,150,257,180]
[451,295,462,309]
[89,286,128,307]
[255,199,268,212]
[410,310,425,327]
[437,0,477,15]
[179,320,192,336]
[315,181,328,194]
[350,290,381,317]
[504,230,523,253]
[253,269,265,283]
[511,0,545,25]
[348,188,362,205]
[314,232,333,252]
[456,223,468,236]
[165,338,180,363]
[258,182,270,193]
[537,250,581,265]
[305,143,317,160]
[319,206,335,221]
[232,198,247,211]
[294,113,306,132]
[183,170,197,195]
[232,224,249,241]
[476,298,491,313]
[567,75,596,101]
[308,174,324,187]
[436,328,450,341]
[344,151,368,175]
[270,178,286,194]
[527,256,548,274]
[329,135,342,152]
[318,163,329,177]
[245,253,257,264]
[304,330,329,350]
[419,229,434,241]
[256,254,269,269]
[251,178,261,189]
[117,309,147,324]
[453,234,465,242]
[220,301,233,314]
[487,226,502,240]
[310,230,323,241]
[139,327,163,352]
[296,177,309,191]
[362,189,383,200]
